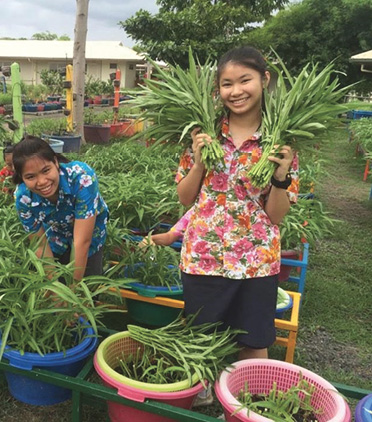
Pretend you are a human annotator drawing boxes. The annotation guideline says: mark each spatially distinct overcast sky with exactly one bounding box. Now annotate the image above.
[0,0,159,47]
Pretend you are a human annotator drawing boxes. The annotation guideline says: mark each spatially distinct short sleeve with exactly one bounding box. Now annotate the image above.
[170,207,194,236]
[175,148,194,184]
[72,164,100,220]
[15,187,42,233]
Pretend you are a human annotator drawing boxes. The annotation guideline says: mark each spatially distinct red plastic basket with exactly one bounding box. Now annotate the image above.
[215,359,351,422]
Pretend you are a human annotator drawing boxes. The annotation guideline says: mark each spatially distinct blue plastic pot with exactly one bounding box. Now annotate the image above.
[355,394,372,422]
[42,133,81,153]
[2,321,98,405]
[48,138,64,153]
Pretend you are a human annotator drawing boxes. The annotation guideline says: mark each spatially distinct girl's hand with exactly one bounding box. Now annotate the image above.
[268,144,294,181]
[138,237,155,248]
[191,127,212,168]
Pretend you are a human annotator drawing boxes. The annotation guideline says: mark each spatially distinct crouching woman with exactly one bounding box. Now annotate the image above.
[13,135,109,282]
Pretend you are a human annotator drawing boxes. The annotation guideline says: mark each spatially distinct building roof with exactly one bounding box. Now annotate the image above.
[349,50,372,64]
[0,40,144,62]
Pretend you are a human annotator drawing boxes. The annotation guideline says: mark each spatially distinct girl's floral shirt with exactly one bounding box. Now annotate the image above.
[175,119,299,279]
[15,161,108,257]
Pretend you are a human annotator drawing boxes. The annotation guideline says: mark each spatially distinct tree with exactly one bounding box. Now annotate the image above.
[31,31,70,40]
[119,0,289,67]
[73,0,89,142]
[244,0,372,89]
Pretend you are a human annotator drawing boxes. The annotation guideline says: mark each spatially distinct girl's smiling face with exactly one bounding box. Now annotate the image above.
[218,63,270,118]
[21,156,60,202]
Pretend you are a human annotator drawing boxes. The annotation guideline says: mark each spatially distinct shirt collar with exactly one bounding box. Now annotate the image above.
[221,116,262,144]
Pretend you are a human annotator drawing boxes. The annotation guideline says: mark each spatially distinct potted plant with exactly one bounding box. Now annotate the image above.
[215,359,351,422]
[93,314,242,422]
[116,239,182,326]
[83,108,111,145]
[0,215,128,405]
[26,116,81,153]
[279,197,337,281]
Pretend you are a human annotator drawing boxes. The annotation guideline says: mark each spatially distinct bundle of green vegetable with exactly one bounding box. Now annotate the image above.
[249,53,353,188]
[235,377,322,422]
[128,49,224,171]
[121,314,243,387]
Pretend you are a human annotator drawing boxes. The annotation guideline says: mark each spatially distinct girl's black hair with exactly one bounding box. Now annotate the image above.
[217,46,268,84]
[12,135,69,185]
[3,142,14,159]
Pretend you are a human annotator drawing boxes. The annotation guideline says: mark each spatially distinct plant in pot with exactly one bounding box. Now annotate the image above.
[93,313,243,422]
[0,218,128,405]
[83,108,111,145]
[26,116,81,153]
[115,238,183,327]
[279,197,338,281]
[215,359,351,422]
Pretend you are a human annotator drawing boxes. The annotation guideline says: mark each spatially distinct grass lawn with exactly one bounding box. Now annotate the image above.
[0,123,371,420]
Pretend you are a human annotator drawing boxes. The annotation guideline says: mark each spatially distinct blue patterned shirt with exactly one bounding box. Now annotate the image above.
[15,161,108,257]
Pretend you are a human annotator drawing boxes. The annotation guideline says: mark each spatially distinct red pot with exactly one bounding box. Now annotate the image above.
[279,250,300,282]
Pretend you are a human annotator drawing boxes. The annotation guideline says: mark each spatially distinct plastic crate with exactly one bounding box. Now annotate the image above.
[347,110,372,120]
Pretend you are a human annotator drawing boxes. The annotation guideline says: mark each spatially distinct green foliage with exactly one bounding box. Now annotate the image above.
[21,83,49,103]
[120,0,289,67]
[0,215,128,357]
[118,240,181,289]
[85,76,114,97]
[0,92,12,106]
[280,198,338,250]
[349,118,372,152]
[245,0,372,88]
[39,69,64,95]
[25,117,69,136]
[235,376,322,421]
[128,49,225,170]
[249,53,352,187]
[125,314,243,386]
[31,31,70,41]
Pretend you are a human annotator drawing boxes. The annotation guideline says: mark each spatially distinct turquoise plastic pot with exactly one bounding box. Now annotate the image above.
[124,264,183,327]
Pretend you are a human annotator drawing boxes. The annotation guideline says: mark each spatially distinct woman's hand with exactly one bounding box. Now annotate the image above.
[267,144,294,181]
[191,127,212,168]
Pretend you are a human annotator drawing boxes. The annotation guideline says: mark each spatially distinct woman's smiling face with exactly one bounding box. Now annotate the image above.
[218,63,269,117]
[22,156,60,202]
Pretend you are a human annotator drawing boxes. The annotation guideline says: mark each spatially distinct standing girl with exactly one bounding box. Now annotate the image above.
[13,135,108,282]
[176,46,299,361]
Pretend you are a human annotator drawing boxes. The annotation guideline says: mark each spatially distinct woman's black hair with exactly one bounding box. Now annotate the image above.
[217,46,268,84]
[12,135,69,185]
[3,142,14,159]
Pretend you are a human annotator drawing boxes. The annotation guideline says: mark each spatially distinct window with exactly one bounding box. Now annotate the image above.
[110,63,117,69]
[49,62,71,72]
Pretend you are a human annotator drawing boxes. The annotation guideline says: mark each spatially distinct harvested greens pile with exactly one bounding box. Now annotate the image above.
[118,314,243,386]
[249,53,352,187]
[128,49,225,171]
